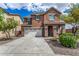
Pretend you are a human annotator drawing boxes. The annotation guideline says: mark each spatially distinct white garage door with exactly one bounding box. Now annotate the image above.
[24,27,42,37]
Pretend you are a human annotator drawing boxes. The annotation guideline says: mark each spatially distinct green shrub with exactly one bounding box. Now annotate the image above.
[59,33,77,48]
[76,34,79,39]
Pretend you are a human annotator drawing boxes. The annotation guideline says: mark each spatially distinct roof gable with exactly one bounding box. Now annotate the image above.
[31,7,61,15]
[46,7,61,14]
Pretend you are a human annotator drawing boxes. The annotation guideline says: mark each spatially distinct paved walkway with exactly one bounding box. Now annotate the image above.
[0,31,55,56]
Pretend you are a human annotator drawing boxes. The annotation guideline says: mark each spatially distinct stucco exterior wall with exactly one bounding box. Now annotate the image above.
[4,13,23,25]
[0,13,23,38]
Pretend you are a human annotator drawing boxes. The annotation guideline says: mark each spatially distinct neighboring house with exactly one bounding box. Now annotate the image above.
[65,24,79,33]
[65,24,73,33]
[22,7,65,37]
[0,8,23,38]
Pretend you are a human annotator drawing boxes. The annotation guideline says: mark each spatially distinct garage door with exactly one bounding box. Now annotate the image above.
[24,27,42,37]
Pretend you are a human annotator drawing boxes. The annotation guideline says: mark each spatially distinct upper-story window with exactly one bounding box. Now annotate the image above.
[48,13,55,21]
[28,18,32,25]
[36,15,40,20]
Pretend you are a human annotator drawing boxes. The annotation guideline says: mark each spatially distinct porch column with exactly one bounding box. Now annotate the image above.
[58,26,62,35]
[53,26,58,37]
[62,25,65,33]
[58,25,65,34]
[44,26,48,37]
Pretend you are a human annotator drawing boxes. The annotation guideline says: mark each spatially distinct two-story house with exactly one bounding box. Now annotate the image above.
[22,7,65,37]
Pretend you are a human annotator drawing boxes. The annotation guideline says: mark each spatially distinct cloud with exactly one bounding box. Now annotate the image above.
[0,3,70,13]
[5,3,29,10]
[0,3,8,9]
[41,3,70,12]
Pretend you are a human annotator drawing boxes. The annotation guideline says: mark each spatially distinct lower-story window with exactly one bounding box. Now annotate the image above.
[54,26,59,33]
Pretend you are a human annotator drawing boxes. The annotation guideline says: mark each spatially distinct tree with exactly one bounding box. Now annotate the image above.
[0,8,4,21]
[61,4,79,36]
[0,18,18,39]
[0,8,5,37]
[2,19,18,39]
[0,8,18,39]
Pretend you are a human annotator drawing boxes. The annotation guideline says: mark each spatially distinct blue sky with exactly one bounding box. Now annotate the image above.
[6,8,32,17]
[5,8,32,21]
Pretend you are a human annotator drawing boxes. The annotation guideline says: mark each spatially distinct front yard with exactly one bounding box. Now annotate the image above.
[45,39,79,56]
[0,29,79,56]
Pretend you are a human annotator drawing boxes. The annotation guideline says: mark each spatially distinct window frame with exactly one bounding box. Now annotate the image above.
[27,18,32,25]
[48,13,55,21]
[35,15,40,20]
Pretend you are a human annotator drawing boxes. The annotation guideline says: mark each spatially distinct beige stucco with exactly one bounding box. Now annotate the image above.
[0,13,23,38]
[4,13,23,25]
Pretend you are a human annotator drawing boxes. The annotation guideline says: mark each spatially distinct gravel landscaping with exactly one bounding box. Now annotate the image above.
[46,39,79,56]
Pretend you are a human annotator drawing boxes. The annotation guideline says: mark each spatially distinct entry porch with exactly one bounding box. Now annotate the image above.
[42,23,65,37]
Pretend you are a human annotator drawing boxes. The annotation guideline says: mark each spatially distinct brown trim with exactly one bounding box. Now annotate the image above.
[44,22,65,25]
[7,13,20,16]
[21,24,32,27]
[31,13,44,16]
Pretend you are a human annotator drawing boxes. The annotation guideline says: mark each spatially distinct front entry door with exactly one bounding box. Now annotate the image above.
[48,26,53,36]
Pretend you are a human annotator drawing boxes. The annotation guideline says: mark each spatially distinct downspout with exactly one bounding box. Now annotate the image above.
[42,15,45,37]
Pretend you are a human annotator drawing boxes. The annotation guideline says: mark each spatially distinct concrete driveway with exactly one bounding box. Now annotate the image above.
[0,31,55,56]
